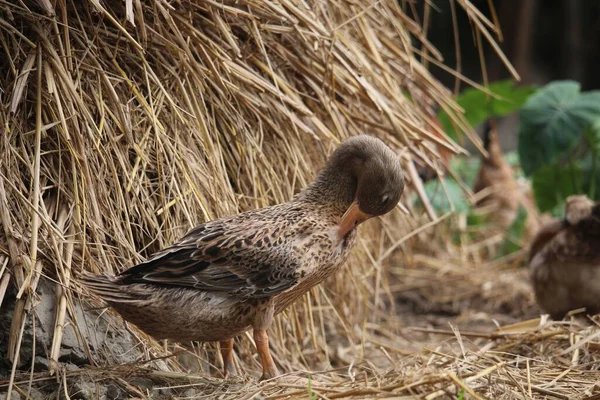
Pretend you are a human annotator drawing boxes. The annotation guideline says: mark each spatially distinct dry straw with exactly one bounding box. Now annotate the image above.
[1,0,597,399]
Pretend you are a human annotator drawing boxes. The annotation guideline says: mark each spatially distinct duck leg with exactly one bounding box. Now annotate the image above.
[253,329,278,380]
[219,339,236,378]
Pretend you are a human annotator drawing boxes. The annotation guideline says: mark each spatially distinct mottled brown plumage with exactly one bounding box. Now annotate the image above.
[81,135,404,380]
[529,195,600,319]
[474,119,541,239]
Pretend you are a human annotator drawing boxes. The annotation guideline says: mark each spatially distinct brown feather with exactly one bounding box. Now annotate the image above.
[474,119,541,239]
[529,195,600,318]
[80,135,405,350]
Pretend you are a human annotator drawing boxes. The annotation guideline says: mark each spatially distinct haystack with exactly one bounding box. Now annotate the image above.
[6,1,586,399]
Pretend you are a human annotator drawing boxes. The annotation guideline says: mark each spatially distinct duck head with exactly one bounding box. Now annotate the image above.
[565,195,597,225]
[306,135,405,240]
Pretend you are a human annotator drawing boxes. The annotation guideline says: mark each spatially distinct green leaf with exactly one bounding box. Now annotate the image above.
[448,157,481,188]
[466,212,485,227]
[307,375,317,400]
[438,80,537,140]
[584,119,600,154]
[531,163,584,213]
[422,178,470,214]
[579,151,600,201]
[499,205,528,256]
[518,81,600,176]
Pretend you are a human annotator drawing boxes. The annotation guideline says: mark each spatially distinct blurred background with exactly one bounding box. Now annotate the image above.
[428,0,600,89]
[424,0,600,149]
[2,2,600,398]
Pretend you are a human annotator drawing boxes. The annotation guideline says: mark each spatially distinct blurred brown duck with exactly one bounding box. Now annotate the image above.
[82,135,405,380]
[473,119,541,239]
[529,195,600,319]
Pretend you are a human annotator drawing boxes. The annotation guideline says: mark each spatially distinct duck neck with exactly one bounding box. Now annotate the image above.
[298,159,359,214]
[483,120,506,168]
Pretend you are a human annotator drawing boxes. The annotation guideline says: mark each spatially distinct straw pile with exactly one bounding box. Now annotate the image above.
[3,0,598,399]
[0,0,464,387]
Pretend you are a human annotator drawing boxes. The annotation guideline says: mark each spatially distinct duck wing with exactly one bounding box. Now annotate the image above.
[572,206,600,237]
[117,217,300,299]
[530,212,600,265]
[528,219,566,263]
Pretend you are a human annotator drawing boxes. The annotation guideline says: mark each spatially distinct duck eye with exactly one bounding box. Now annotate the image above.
[381,194,391,206]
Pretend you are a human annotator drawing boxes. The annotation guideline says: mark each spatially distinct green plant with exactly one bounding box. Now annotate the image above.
[438,79,537,141]
[307,375,318,400]
[423,178,471,214]
[423,80,536,217]
[518,81,600,214]
[415,80,538,256]
[499,205,528,254]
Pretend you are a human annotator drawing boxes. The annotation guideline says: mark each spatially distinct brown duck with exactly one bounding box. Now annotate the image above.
[82,135,405,380]
[528,195,600,319]
[473,119,541,239]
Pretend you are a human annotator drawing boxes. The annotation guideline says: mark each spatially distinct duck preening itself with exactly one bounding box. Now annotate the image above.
[529,195,600,319]
[81,135,405,380]
[473,118,541,240]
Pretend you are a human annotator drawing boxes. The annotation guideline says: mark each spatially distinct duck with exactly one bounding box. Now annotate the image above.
[81,134,405,380]
[473,119,541,240]
[528,195,600,319]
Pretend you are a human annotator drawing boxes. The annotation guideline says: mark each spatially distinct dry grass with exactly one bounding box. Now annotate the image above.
[2,0,598,399]
[5,229,600,399]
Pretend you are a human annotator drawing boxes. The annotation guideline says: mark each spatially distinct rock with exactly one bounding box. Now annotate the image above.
[25,388,45,400]
[64,362,80,371]
[128,376,177,399]
[33,356,50,371]
[70,377,107,400]
[0,391,21,400]
[0,278,142,374]
[152,387,173,399]
[129,376,155,390]
[106,384,122,400]
[58,347,89,366]
[177,351,204,373]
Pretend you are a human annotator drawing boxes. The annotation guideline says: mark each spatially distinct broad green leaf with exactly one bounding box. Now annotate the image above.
[466,212,485,227]
[438,80,537,140]
[422,178,470,214]
[518,81,600,176]
[584,119,600,154]
[580,151,600,201]
[499,205,528,256]
[448,157,481,188]
[531,162,584,213]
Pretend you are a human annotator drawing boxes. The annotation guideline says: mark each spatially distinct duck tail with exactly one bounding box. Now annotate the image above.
[79,271,139,303]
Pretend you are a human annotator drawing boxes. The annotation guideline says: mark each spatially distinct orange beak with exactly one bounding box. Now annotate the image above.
[338,200,373,239]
